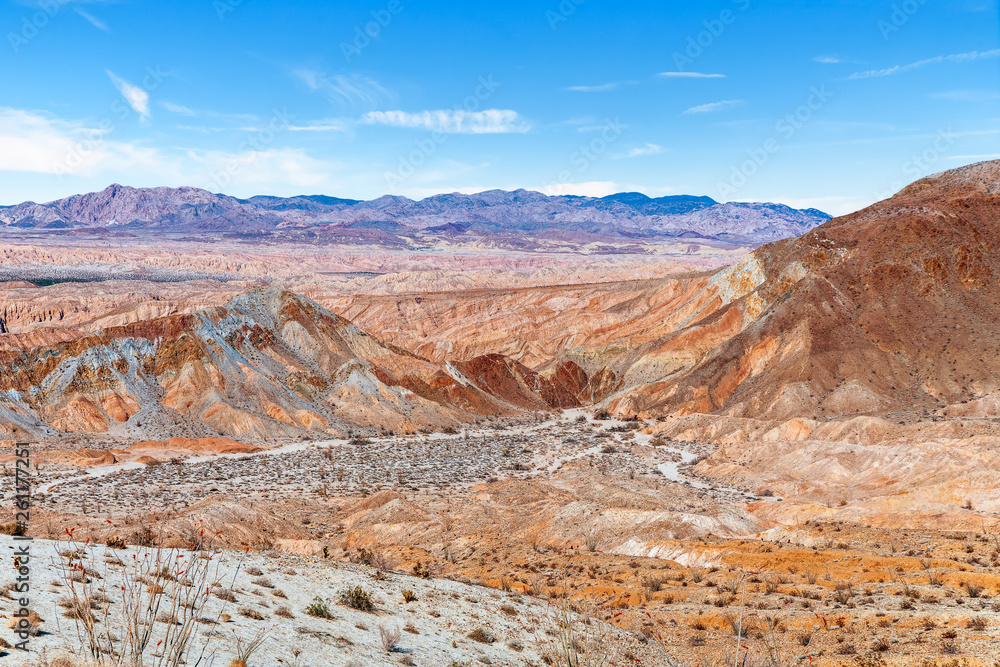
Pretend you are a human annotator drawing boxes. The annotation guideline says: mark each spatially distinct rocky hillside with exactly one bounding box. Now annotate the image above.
[0,184,829,244]
[326,160,1000,422]
[0,288,615,441]
[607,160,1000,419]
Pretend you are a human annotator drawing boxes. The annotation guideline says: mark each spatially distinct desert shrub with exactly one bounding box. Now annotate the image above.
[378,624,401,652]
[105,536,127,549]
[305,596,334,618]
[215,588,238,602]
[338,587,375,612]
[967,617,987,631]
[962,581,983,598]
[402,589,417,603]
[467,627,496,644]
[0,522,25,536]
[238,607,264,621]
[130,525,156,547]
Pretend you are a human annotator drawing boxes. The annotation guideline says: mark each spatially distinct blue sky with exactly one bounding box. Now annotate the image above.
[1,0,997,214]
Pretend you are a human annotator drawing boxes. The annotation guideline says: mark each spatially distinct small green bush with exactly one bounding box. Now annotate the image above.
[306,596,334,618]
[338,587,375,612]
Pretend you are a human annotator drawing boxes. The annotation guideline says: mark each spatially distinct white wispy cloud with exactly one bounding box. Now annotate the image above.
[0,107,342,196]
[565,81,630,92]
[813,55,841,64]
[288,120,350,132]
[74,7,109,31]
[931,89,1000,102]
[576,122,630,133]
[161,103,259,128]
[538,181,630,197]
[106,70,150,120]
[847,49,1000,79]
[294,69,391,107]
[620,143,663,158]
[161,101,196,116]
[361,109,530,134]
[0,107,156,175]
[657,72,725,78]
[191,148,334,190]
[767,195,871,217]
[683,99,744,114]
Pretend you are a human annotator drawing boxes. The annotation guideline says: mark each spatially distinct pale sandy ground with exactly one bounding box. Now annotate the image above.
[0,535,646,667]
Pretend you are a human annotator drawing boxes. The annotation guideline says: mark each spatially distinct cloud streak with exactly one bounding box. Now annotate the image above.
[106,70,150,119]
[361,109,530,134]
[847,49,1000,79]
[74,7,109,31]
[658,72,725,78]
[565,81,631,92]
[620,143,663,158]
[294,69,391,107]
[683,99,744,114]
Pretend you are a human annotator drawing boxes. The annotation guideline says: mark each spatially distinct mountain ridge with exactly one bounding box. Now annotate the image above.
[0,184,830,244]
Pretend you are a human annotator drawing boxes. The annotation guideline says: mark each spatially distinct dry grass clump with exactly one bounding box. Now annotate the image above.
[55,524,254,665]
[6,610,43,636]
[467,627,496,644]
[215,588,238,602]
[238,606,265,621]
[378,624,402,652]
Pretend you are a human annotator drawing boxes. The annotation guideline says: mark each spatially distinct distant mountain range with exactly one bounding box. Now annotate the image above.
[0,185,830,245]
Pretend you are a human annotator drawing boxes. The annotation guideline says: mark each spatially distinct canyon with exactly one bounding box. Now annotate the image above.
[2,162,1000,666]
